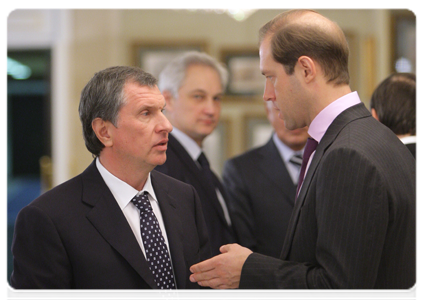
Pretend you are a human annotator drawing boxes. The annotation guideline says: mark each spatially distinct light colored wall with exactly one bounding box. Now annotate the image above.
[8,9,398,183]
[69,9,393,177]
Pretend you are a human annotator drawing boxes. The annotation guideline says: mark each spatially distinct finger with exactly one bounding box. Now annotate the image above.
[197,276,226,289]
[219,244,232,253]
[190,256,218,273]
[190,267,217,283]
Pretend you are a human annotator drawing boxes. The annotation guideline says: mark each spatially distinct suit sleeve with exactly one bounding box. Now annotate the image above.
[10,205,73,288]
[222,160,257,251]
[190,185,212,261]
[240,147,388,288]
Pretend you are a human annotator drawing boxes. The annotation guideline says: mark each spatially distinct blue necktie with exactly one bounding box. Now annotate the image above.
[131,191,176,289]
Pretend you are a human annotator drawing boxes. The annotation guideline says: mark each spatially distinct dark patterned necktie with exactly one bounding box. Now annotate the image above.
[296,138,318,200]
[131,191,176,289]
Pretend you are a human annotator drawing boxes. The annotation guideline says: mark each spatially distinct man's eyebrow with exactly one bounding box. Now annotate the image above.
[189,89,207,94]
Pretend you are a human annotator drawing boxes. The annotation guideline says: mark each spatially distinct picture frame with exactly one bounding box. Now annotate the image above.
[220,48,263,96]
[344,31,359,95]
[203,118,232,176]
[390,10,416,73]
[243,113,272,150]
[133,41,208,78]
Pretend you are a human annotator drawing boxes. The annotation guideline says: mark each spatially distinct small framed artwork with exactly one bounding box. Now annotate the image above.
[203,118,232,176]
[221,48,264,96]
[344,31,359,95]
[243,114,272,150]
[390,10,416,73]
[133,41,208,78]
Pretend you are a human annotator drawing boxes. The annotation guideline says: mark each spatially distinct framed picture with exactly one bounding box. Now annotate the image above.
[203,118,232,176]
[133,41,208,78]
[344,31,359,95]
[390,10,416,73]
[243,114,272,150]
[221,48,263,96]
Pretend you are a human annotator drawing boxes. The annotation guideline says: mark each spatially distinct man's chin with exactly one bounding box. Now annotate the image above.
[153,154,168,166]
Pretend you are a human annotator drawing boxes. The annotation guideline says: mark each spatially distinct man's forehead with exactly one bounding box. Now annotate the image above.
[123,82,165,104]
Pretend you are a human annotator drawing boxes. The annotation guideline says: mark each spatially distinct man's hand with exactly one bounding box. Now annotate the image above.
[189,243,253,289]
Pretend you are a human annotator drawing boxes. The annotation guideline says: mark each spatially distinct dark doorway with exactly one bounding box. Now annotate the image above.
[7,49,51,283]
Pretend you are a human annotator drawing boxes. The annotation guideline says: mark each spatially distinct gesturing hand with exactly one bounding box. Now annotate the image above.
[189,243,253,289]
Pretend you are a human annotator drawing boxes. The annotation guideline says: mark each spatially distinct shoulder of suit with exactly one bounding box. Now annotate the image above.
[25,172,84,214]
[225,143,267,166]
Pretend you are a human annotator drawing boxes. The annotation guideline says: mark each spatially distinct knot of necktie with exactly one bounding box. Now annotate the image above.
[289,154,303,167]
[197,152,210,168]
[131,191,152,213]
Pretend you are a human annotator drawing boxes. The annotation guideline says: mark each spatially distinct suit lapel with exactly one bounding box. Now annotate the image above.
[168,134,228,225]
[150,171,186,288]
[81,161,157,288]
[280,103,370,259]
[257,138,296,202]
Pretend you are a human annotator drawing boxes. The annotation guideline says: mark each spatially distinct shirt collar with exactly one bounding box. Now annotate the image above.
[400,135,416,145]
[272,132,303,163]
[95,158,158,211]
[171,127,203,161]
[308,91,361,142]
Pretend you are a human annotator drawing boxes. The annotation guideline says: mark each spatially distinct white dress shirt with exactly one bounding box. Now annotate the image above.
[95,158,171,259]
[400,135,416,145]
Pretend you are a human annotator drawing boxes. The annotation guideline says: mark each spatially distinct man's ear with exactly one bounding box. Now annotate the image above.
[296,56,316,83]
[92,118,114,148]
[162,90,175,112]
[371,108,379,121]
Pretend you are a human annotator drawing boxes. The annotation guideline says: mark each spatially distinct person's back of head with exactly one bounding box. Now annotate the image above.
[370,72,416,136]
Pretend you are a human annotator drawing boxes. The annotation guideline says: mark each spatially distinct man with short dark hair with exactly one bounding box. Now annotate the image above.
[11,66,211,289]
[370,72,416,157]
[189,9,415,289]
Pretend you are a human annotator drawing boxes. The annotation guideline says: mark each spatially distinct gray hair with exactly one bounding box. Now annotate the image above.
[79,66,157,157]
[158,51,228,97]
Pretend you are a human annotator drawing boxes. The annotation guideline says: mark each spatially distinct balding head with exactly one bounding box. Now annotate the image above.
[259,10,350,86]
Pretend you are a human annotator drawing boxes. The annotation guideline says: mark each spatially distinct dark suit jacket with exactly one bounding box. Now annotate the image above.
[222,137,296,258]
[240,103,416,289]
[405,143,420,167]
[155,134,237,256]
[10,161,211,289]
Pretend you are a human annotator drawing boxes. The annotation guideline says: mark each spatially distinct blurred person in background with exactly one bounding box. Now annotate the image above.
[370,72,416,158]
[155,51,237,256]
[222,100,308,258]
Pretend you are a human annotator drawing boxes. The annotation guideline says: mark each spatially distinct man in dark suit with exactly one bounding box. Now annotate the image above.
[222,101,308,258]
[10,66,211,289]
[156,52,236,255]
[189,9,415,289]
[370,72,416,158]
[155,52,237,256]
